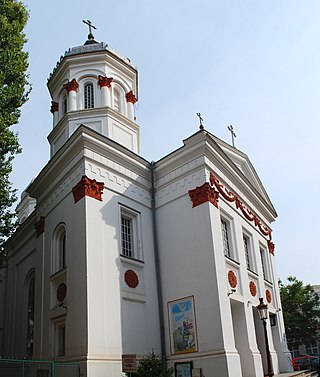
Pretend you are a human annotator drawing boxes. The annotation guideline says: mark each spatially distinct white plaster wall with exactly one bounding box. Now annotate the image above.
[2,238,36,358]
[33,190,87,360]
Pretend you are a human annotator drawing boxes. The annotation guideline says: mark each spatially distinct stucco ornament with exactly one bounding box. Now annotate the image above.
[249,281,257,297]
[228,270,237,289]
[124,269,139,288]
[57,282,67,302]
[266,289,272,303]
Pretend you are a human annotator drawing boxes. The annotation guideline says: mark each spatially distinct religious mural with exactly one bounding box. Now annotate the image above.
[168,296,198,355]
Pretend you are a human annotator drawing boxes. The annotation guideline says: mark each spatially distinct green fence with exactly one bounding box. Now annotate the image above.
[0,359,80,377]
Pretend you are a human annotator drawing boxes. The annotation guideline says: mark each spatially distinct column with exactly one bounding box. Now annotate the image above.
[63,78,79,111]
[98,75,113,107]
[125,90,138,121]
[50,101,59,126]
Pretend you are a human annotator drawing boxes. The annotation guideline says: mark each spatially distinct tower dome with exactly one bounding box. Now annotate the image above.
[47,37,139,157]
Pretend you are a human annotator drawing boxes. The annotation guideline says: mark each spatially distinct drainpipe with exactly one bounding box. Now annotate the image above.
[150,161,166,358]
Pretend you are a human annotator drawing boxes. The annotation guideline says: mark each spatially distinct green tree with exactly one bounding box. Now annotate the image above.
[136,352,174,377]
[279,276,320,349]
[0,0,30,246]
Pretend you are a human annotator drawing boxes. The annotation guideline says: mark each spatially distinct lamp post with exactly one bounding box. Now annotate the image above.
[257,298,274,377]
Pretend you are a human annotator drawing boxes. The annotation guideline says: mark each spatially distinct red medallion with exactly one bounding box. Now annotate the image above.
[228,270,237,288]
[249,281,257,297]
[57,282,67,302]
[266,289,272,303]
[124,269,139,288]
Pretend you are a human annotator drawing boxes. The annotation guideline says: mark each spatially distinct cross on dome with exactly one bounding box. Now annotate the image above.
[82,20,97,43]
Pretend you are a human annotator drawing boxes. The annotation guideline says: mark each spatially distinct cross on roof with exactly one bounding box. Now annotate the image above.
[196,113,204,130]
[227,125,236,147]
[82,20,97,39]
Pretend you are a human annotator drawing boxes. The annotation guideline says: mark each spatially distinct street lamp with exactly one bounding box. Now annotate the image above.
[257,298,274,377]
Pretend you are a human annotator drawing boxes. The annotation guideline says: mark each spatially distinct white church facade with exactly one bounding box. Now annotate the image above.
[0,32,292,377]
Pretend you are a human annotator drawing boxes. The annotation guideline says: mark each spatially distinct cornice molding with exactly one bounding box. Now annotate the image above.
[155,132,276,222]
[210,172,274,250]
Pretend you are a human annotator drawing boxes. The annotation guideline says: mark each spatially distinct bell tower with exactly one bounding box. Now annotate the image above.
[47,29,139,157]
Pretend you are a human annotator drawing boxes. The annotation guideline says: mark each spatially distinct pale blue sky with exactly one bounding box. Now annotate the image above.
[12,1,320,284]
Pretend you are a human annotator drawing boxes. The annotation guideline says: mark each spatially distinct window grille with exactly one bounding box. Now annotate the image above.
[114,89,120,111]
[52,224,66,274]
[221,219,231,257]
[243,235,251,270]
[27,275,35,357]
[121,216,133,257]
[260,248,266,279]
[84,83,94,109]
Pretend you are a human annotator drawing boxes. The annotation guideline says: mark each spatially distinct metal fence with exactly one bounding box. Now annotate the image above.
[0,359,80,377]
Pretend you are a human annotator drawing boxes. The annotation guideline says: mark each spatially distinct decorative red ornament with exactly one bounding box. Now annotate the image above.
[34,217,45,237]
[63,78,79,93]
[188,182,219,208]
[210,172,272,240]
[50,101,59,113]
[124,269,139,288]
[125,90,138,104]
[98,75,113,88]
[228,270,237,288]
[266,289,272,303]
[249,281,257,297]
[57,283,67,302]
[267,240,275,255]
[72,175,104,203]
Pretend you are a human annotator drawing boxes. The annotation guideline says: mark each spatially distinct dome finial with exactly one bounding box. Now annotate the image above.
[82,19,97,44]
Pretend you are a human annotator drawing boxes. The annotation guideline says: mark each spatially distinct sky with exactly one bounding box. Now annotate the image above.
[11,0,320,284]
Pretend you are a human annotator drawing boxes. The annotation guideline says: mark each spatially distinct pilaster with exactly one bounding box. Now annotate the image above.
[63,79,79,111]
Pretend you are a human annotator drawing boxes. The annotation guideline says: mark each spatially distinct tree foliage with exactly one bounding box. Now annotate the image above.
[280,276,320,348]
[0,0,30,246]
[136,352,174,377]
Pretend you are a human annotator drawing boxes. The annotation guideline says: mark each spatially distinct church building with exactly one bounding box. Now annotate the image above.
[0,29,292,377]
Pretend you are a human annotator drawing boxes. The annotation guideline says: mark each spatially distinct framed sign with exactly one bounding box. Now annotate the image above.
[168,296,198,355]
[175,361,193,377]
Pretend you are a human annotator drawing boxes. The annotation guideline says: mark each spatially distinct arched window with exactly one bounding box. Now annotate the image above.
[84,83,94,109]
[52,224,66,274]
[113,85,126,114]
[62,92,68,115]
[26,272,35,358]
[113,88,121,112]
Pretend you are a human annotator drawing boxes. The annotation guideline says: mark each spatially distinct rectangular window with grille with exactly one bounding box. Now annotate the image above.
[243,235,251,270]
[221,219,231,257]
[52,318,66,357]
[120,206,142,260]
[121,215,133,258]
[260,246,271,281]
[243,232,256,272]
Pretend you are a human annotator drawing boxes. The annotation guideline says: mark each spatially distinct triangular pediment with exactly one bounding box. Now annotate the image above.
[207,133,275,213]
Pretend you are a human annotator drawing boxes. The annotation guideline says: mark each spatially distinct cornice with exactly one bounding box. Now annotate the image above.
[154,131,276,222]
[48,49,137,97]
[28,126,151,211]
[47,106,140,147]
[4,210,37,252]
